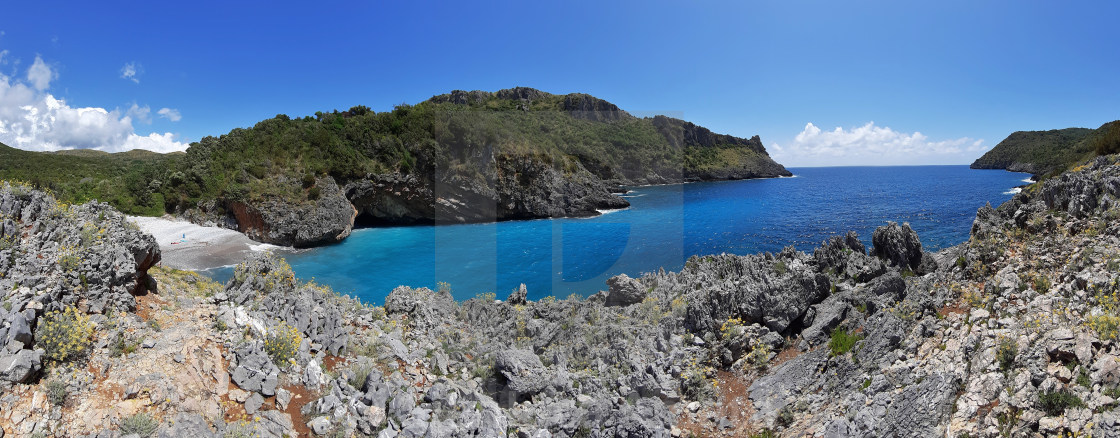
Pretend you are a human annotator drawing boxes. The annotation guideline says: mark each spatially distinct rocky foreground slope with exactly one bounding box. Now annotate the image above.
[4,156,1120,437]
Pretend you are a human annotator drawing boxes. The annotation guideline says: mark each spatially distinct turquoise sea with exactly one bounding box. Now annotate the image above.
[210,166,1029,303]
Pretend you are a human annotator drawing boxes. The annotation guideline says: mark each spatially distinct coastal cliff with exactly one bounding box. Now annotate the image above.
[970,120,1119,177]
[5,155,1120,436]
[175,87,789,246]
[0,88,791,247]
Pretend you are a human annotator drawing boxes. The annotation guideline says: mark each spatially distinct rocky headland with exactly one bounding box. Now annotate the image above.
[4,155,1120,437]
[970,120,1118,177]
[0,87,793,249]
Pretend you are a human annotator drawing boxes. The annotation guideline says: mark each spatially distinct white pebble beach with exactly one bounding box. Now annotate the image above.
[127,216,284,271]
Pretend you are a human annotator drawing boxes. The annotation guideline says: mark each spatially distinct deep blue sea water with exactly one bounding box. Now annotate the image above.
[219,166,1029,303]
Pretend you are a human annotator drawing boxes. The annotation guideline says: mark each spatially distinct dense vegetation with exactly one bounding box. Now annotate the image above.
[1093,121,1120,156]
[970,120,1120,176]
[0,143,176,215]
[0,88,786,218]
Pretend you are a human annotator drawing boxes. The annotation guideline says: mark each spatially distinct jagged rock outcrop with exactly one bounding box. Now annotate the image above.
[190,175,356,247]
[604,274,646,306]
[221,255,351,355]
[871,221,923,270]
[0,182,159,383]
[680,249,831,334]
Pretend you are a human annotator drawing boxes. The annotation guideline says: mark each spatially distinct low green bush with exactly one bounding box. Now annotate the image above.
[1038,390,1084,416]
[828,327,862,357]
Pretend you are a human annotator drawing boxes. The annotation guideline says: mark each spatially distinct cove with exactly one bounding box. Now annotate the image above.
[241,166,1029,303]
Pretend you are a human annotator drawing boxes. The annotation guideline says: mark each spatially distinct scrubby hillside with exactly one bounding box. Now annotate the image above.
[0,88,790,248]
[970,120,1119,177]
[0,142,176,216]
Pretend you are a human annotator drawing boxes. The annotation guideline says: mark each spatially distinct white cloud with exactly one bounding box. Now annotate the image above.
[120,61,141,83]
[0,50,8,64]
[0,57,188,153]
[26,55,54,90]
[126,103,151,124]
[770,122,986,167]
[157,107,181,122]
[120,132,189,153]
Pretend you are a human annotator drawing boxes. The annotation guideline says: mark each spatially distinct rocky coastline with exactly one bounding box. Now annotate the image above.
[3,155,1120,436]
[172,87,791,248]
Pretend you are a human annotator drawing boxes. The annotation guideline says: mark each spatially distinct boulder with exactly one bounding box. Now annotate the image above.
[230,344,280,396]
[0,348,42,383]
[605,274,646,307]
[871,222,923,271]
[495,349,550,395]
[506,284,527,305]
[4,313,32,346]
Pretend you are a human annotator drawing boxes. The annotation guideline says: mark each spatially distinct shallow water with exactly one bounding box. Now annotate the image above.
[208,166,1028,303]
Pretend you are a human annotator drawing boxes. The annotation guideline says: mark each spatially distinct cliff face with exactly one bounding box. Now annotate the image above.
[343,153,629,226]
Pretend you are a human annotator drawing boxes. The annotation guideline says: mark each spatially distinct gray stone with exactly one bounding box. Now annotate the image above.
[494,349,549,395]
[605,274,646,306]
[506,284,527,305]
[800,296,850,347]
[401,414,429,438]
[0,348,41,383]
[5,313,31,346]
[871,222,923,271]
[229,343,280,396]
[159,412,216,438]
[275,388,292,410]
[308,416,332,435]
[245,393,264,415]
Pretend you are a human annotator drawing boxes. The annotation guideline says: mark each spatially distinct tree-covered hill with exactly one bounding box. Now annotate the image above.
[0,142,177,215]
[0,87,790,247]
[970,120,1119,176]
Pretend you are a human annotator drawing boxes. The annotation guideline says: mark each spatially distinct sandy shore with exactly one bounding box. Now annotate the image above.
[127,216,286,271]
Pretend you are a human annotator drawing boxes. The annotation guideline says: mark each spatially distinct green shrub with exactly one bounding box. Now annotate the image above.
[35,306,94,362]
[1094,121,1120,156]
[264,321,302,366]
[1033,275,1051,293]
[750,429,776,438]
[110,333,142,358]
[773,261,787,276]
[1077,366,1091,388]
[997,337,1017,372]
[120,412,159,437]
[828,327,862,357]
[46,379,68,406]
[348,363,373,390]
[775,406,794,427]
[1037,390,1085,416]
[213,318,229,332]
[471,356,495,379]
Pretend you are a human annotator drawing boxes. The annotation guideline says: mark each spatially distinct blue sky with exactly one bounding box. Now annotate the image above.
[0,0,1116,166]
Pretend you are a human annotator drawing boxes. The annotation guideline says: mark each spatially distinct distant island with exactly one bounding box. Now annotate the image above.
[0,87,790,247]
[970,120,1119,177]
